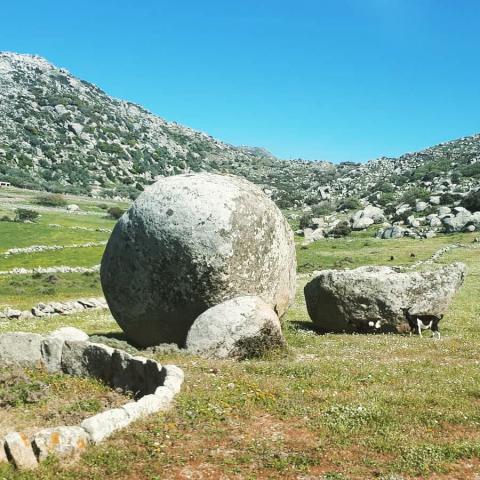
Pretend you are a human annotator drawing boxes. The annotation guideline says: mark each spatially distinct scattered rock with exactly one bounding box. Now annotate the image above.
[352,216,374,230]
[378,225,405,239]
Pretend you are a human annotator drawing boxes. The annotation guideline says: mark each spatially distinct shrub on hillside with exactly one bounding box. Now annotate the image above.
[35,194,67,207]
[377,192,395,207]
[107,206,125,220]
[462,189,480,212]
[311,201,336,216]
[299,213,313,230]
[14,209,39,222]
[441,192,463,205]
[400,187,430,207]
[0,215,12,222]
[329,221,351,237]
[337,197,361,211]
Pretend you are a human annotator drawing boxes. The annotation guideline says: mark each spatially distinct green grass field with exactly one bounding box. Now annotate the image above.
[0,187,479,479]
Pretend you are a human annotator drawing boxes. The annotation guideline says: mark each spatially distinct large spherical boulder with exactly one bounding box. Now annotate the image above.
[101,173,296,347]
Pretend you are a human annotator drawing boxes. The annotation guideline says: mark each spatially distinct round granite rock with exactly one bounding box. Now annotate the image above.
[101,173,296,347]
[186,296,286,359]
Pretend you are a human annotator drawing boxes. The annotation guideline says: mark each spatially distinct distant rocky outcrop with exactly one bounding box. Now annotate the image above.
[101,173,296,347]
[304,263,466,333]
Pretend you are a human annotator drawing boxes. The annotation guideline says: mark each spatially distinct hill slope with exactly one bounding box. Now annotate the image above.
[0,52,333,205]
[1,52,479,208]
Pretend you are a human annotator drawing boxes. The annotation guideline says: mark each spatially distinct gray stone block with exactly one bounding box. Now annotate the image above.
[61,341,114,381]
[122,394,170,421]
[4,432,38,470]
[0,333,43,366]
[110,351,163,396]
[40,337,63,372]
[81,408,131,444]
[32,426,89,461]
[163,365,184,394]
[49,327,89,342]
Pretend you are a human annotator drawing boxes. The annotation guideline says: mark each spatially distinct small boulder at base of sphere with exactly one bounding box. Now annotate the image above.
[101,173,296,347]
[185,296,286,359]
[304,262,466,333]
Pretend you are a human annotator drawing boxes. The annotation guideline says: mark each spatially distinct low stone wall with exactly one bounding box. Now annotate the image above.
[3,241,107,256]
[1,297,108,320]
[48,223,111,233]
[0,328,184,470]
[0,264,100,276]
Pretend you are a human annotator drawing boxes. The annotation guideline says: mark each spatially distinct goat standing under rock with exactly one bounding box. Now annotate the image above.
[401,308,443,338]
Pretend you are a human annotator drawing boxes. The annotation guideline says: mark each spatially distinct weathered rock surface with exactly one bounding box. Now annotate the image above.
[50,326,89,342]
[351,206,385,230]
[378,225,405,239]
[80,408,131,444]
[101,173,296,347]
[0,333,43,366]
[304,263,466,333]
[32,427,89,461]
[185,296,285,359]
[4,432,38,470]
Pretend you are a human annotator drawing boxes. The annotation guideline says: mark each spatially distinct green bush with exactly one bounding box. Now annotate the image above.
[35,194,67,207]
[107,206,125,220]
[462,189,480,212]
[377,192,395,207]
[299,213,313,230]
[440,192,463,205]
[311,201,336,216]
[329,221,351,237]
[400,187,430,207]
[14,208,40,222]
[337,197,361,211]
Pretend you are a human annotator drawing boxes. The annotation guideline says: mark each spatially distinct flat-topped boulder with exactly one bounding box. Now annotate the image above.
[304,263,466,333]
[101,173,296,347]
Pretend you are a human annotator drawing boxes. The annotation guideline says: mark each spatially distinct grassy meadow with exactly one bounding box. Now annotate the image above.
[0,186,479,479]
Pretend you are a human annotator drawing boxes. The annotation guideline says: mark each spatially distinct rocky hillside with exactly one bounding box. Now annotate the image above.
[325,135,480,205]
[1,52,480,208]
[0,52,334,205]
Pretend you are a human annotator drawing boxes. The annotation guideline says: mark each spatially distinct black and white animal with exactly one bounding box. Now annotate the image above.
[401,308,443,338]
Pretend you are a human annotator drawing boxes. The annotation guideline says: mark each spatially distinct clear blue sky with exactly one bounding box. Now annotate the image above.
[1,0,480,162]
